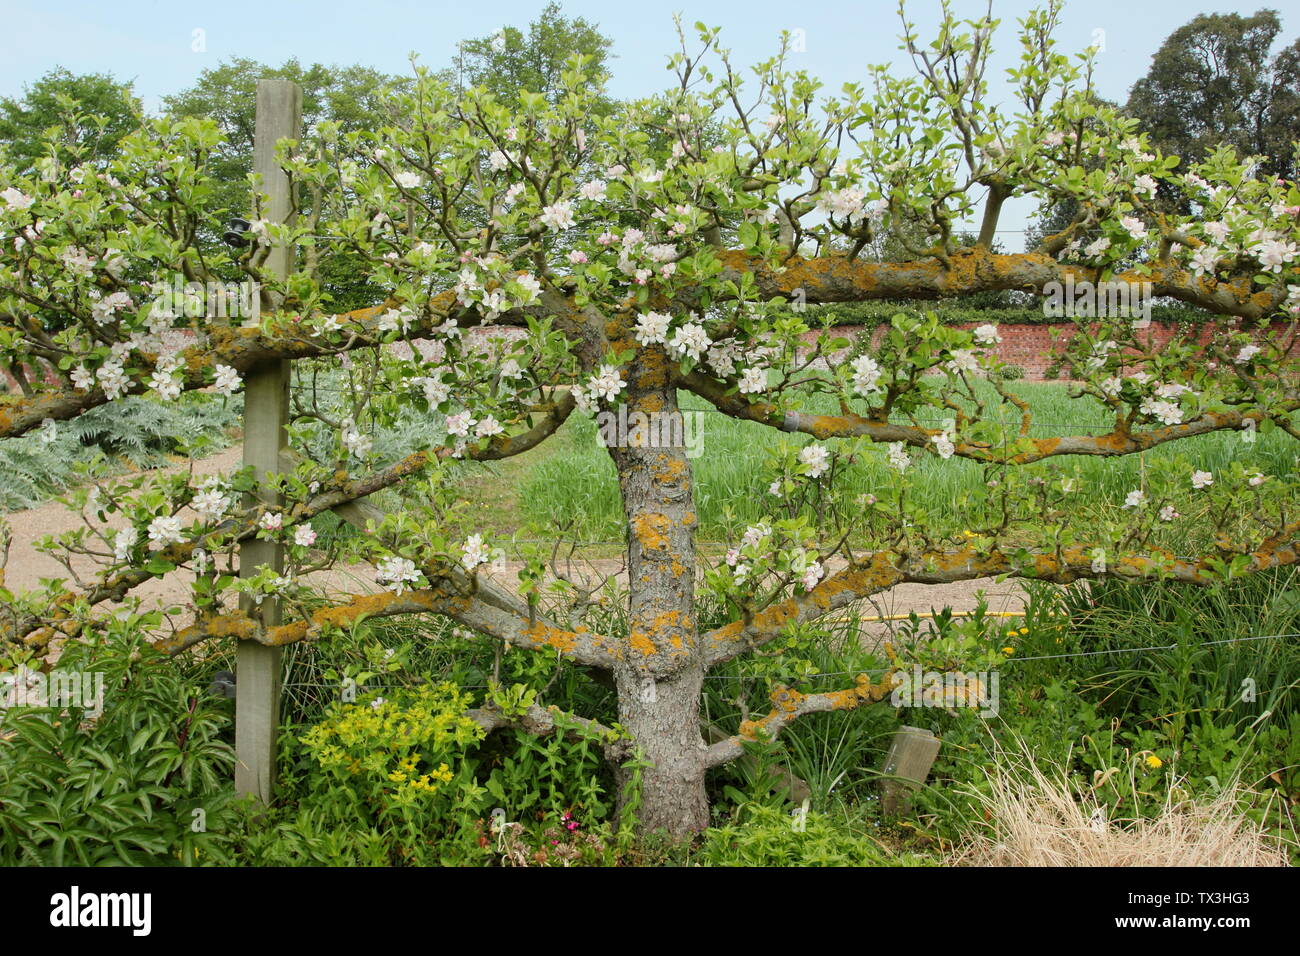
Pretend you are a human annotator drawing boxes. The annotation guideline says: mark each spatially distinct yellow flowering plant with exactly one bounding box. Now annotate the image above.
[298,682,489,863]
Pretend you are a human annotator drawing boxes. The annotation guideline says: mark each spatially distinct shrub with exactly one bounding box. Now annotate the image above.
[0,613,236,865]
[699,803,931,866]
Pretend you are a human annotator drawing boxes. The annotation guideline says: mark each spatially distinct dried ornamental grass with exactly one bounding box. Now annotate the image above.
[953,751,1291,867]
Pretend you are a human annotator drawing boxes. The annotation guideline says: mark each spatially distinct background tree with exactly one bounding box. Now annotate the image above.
[0,3,1297,839]
[0,68,141,172]
[1125,8,1300,180]
[453,1,615,110]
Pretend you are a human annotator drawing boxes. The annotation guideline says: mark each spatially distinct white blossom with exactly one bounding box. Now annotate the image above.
[1,187,33,210]
[738,366,768,394]
[147,515,184,550]
[850,355,883,395]
[588,365,626,403]
[799,443,830,478]
[740,522,770,550]
[113,527,138,561]
[946,349,979,374]
[1254,238,1297,273]
[668,322,710,361]
[96,361,130,400]
[1120,216,1147,241]
[191,487,231,521]
[475,415,504,438]
[376,556,422,593]
[635,311,672,346]
[341,418,373,457]
[540,200,576,231]
[461,534,492,571]
[213,364,242,396]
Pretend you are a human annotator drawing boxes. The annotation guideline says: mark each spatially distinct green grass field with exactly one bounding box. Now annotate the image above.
[501,382,1299,548]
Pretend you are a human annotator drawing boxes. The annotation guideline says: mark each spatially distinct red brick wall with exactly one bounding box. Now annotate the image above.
[817,319,1295,381]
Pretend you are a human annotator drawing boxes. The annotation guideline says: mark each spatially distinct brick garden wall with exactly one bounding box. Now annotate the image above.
[820,319,1295,381]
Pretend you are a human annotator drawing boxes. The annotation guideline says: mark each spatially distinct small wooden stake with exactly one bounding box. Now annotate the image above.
[879,725,941,816]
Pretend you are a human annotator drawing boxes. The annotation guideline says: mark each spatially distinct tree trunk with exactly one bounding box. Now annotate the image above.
[606,354,709,837]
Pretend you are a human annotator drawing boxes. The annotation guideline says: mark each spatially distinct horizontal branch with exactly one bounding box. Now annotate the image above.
[712,247,1290,320]
[8,245,1287,442]
[704,672,898,768]
[154,564,622,670]
[682,369,1283,464]
[0,286,586,440]
[703,525,1300,666]
[467,703,629,761]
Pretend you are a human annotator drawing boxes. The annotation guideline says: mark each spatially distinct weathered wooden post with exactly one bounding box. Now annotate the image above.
[878,725,941,816]
[235,78,301,803]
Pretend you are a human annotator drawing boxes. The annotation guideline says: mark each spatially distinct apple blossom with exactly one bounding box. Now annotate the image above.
[147,515,184,550]
[799,443,830,478]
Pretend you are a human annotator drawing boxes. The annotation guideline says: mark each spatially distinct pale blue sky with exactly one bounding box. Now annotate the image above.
[3,0,1297,247]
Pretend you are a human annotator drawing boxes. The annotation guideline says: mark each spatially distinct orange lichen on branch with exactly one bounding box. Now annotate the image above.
[631,511,672,553]
[521,620,580,655]
[628,628,658,657]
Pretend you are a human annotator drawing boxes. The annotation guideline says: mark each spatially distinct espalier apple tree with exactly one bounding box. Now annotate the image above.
[1,2,1297,836]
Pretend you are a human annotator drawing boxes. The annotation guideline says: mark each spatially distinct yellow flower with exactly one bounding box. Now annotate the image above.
[1144,754,1163,769]
[1002,646,1015,656]
[1018,627,1029,635]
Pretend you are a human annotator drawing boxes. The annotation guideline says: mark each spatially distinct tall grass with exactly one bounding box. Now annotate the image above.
[515,382,1299,543]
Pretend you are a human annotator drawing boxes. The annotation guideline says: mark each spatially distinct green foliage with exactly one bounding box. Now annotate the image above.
[0,393,240,511]
[909,572,1300,856]
[0,614,236,865]
[1126,9,1300,181]
[0,67,142,172]
[699,803,930,866]
[291,682,491,865]
[453,2,615,110]
[227,614,627,865]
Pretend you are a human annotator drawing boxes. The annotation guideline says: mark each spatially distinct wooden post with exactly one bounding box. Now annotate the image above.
[235,79,301,803]
[878,725,941,816]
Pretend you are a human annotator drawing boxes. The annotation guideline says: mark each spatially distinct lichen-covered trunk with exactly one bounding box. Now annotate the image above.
[607,359,708,838]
